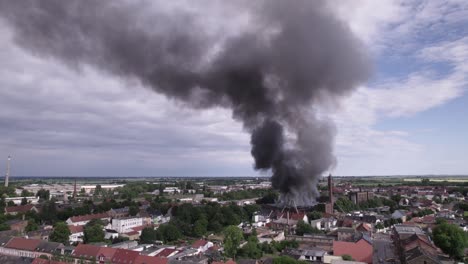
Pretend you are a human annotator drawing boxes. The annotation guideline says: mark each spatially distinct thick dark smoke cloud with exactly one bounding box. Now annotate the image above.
[0,0,371,206]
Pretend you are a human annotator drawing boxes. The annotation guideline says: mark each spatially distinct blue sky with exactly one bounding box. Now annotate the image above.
[0,0,467,177]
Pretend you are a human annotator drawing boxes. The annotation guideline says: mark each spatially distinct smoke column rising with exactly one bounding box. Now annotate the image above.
[0,0,371,206]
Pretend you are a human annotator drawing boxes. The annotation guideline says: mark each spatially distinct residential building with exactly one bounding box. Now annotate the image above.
[66,212,110,226]
[4,204,38,216]
[112,217,144,233]
[68,225,84,243]
[191,240,214,253]
[333,237,373,264]
[0,237,64,259]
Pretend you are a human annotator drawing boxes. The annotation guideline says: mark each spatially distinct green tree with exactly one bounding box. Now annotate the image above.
[50,222,71,245]
[84,219,105,244]
[21,189,34,197]
[433,222,468,260]
[21,197,28,205]
[94,185,102,196]
[342,255,354,261]
[223,225,243,258]
[273,256,304,264]
[375,222,384,230]
[307,211,322,220]
[296,220,321,236]
[129,205,139,216]
[243,235,262,259]
[193,218,208,237]
[25,219,39,232]
[36,189,50,200]
[155,223,182,243]
[40,199,58,224]
[140,227,158,243]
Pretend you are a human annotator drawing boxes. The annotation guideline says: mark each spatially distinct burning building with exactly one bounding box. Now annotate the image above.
[0,0,371,206]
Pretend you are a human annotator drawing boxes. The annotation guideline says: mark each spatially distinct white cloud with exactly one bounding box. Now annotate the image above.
[330,0,468,175]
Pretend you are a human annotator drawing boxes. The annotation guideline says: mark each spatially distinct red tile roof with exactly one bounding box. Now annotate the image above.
[69,212,109,223]
[68,225,84,234]
[192,239,208,248]
[155,248,178,257]
[98,247,118,261]
[124,230,140,236]
[356,223,372,232]
[333,239,373,264]
[5,237,41,251]
[111,248,140,264]
[72,244,102,259]
[132,225,146,232]
[288,212,306,221]
[32,258,68,264]
[212,260,236,264]
[135,255,168,264]
[5,204,35,213]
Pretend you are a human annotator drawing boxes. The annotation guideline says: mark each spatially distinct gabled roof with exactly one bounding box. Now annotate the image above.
[68,212,109,223]
[5,204,35,213]
[36,240,64,253]
[72,244,102,259]
[155,248,178,257]
[333,239,373,264]
[405,246,440,263]
[5,237,41,251]
[356,223,372,232]
[111,248,140,264]
[68,225,84,234]
[192,239,209,248]
[97,247,118,261]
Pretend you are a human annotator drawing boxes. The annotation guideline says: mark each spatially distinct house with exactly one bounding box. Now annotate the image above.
[0,237,64,259]
[4,204,38,215]
[355,223,372,234]
[112,217,143,233]
[285,248,328,262]
[405,246,441,264]
[310,217,337,231]
[392,210,408,222]
[105,229,119,240]
[66,212,110,226]
[68,225,84,243]
[257,231,285,244]
[71,244,102,260]
[97,246,118,263]
[191,240,214,253]
[155,248,180,258]
[336,228,357,242]
[111,248,140,264]
[121,230,140,240]
[26,229,52,241]
[333,238,373,264]
[109,207,130,219]
[6,220,28,233]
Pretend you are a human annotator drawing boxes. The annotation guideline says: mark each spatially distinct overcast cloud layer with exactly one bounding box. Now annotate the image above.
[1,0,468,177]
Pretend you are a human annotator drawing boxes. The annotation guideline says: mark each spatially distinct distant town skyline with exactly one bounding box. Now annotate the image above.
[1,0,468,177]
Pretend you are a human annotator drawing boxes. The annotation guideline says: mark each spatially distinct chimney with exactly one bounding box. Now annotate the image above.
[73,178,77,198]
[4,155,11,187]
[328,173,333,204]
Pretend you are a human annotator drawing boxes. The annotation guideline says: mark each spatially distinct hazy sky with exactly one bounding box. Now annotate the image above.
[1,0,467,177]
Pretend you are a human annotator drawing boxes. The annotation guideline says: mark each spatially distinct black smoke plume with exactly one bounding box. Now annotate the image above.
[0,0,371,206]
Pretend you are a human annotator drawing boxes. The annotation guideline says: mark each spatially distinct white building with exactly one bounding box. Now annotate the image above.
[163,187,181,194]
[68,225,84,243]
[112,217,143,233]
[4,197,39,205]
